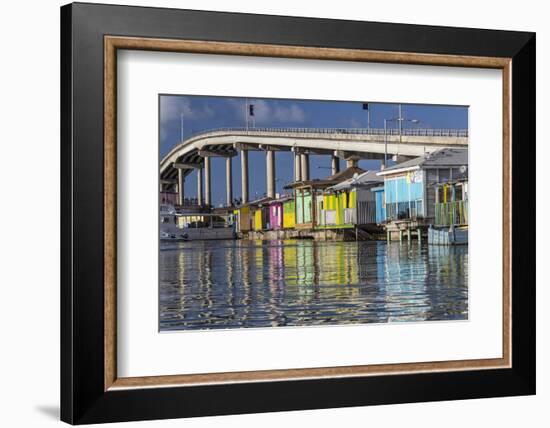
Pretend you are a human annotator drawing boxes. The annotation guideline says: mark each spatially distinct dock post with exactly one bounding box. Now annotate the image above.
[417,228,422,245]
[407,228,411,243]
[399,230,403,243]
[387,230,391,243]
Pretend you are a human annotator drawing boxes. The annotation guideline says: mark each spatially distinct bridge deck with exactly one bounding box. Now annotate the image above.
[160,127,468,180]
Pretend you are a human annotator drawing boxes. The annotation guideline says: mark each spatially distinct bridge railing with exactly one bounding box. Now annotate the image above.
[182,126,468,141]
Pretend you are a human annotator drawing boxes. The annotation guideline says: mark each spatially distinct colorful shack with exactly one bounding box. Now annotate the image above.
[252,198,272,231]
[376,148,468,224]
[371,186,386,224]
[429,177,469,245]
[267,195,293,230]
[285,166,365,230]
[236,205,252,233]
[283,198,296,229]
[235,197,272,233]
[323,170,383,228]
[433,180,468,227]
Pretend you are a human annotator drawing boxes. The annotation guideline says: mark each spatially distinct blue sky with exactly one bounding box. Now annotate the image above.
[160,95,468,207]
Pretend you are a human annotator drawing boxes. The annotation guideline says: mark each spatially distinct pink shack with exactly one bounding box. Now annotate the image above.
[267,196,292,230]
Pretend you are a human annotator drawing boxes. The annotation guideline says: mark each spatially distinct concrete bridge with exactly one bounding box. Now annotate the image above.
[160,127,468,207]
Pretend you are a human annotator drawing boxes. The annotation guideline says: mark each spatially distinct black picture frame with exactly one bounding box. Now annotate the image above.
[61,2,535,424]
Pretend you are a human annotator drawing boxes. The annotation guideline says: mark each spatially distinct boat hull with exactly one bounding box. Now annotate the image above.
[161,227,236,241]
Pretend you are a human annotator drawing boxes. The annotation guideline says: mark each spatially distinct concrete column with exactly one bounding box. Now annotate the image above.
[266,150,276,198]
[226,157,233,206]
[300,153,310,181]
[204,156,211,206]
[346,158,358,168]
[331,155,340,175]
[177,168,185,206]
[197,167,203,206]
[294,152,302,182]
[240,149,249,203]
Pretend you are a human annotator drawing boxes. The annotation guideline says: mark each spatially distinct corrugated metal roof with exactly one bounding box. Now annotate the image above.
[267,195,294,205]
[241,196,273,207]
[377,148,468,176]
[284,166,366,189]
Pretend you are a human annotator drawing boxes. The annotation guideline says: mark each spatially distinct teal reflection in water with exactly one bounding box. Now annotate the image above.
[159,240,468,331]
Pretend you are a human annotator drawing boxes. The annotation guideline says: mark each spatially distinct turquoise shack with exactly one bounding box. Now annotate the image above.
[371,186,386,224]
[376,148,468,224]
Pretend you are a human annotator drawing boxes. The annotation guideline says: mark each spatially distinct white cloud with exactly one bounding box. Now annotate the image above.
[160,96,214,125]
[251,99,306,125]
[348,117,362,128]
[276,104,306,123]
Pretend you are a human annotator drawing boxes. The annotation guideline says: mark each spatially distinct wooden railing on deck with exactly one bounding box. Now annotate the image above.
[435,200,468,226]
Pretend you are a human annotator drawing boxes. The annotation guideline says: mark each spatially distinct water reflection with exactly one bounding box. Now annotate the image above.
[159,240,468,331]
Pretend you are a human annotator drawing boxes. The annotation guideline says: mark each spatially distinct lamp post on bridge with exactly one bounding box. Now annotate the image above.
[384,105,419,167]
[245,100,255,130]
[362,102,370,130]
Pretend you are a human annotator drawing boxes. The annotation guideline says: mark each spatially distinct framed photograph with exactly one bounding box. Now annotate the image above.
[61,2,535,424]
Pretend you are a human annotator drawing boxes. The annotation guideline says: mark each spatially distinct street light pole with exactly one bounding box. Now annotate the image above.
[245,98,249,131]
[398,104,403,155]
[180,113,184,142]
[384,108,420,166]
[368,107,371,130]
[362,102,371,131]
[384,118,388,167]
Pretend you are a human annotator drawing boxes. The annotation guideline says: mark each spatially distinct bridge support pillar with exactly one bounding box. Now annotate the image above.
[266,150,276,199]
[177,168,185,206]
[204,156,211,206]
[226,157,233,206]
[300,153,310,181]
[331,155,340,175]
[240,149,249,204]
[294,152,302,182]
[197,166,203,206]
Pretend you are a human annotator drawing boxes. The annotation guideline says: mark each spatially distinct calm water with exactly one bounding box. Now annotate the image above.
[159,240,468,331]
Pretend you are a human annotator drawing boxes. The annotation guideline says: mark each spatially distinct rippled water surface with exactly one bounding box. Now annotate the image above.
[159,240,468,331]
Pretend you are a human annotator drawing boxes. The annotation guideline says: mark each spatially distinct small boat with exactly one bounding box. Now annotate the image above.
[428,226,468,245]
[160,204,236,241]
[160,231,189,242]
